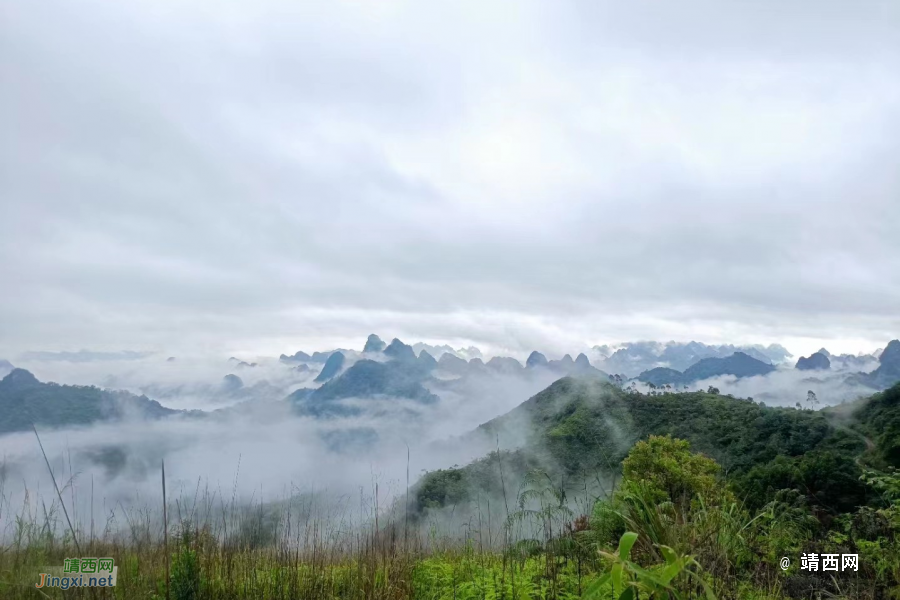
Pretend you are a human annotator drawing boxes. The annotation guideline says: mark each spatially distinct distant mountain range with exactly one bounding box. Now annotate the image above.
[285,336,611,417]
[796,352,831,371]
[277,334,897,402]
[0,368,187,435]
[637,351,776,386]
[595,341,792,377]
[3,335,897,437]
[815,347,880,370]
[849,340,900,390]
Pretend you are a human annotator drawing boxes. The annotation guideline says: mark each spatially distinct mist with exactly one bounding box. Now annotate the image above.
[0,355,565,541]
[654,364,879,409]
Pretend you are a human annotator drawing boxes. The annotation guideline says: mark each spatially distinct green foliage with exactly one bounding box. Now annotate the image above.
[622,436,728,507]
[415,450,541,511]
[506,470,574,543]
[412,553,590,599]
[479,378,864,483]
[171,546,201,600]
[591,498,626,549]
[416,378,887,521]
[845,382,900,468]
[735,450,868,513]
[585,532,715,600]
[171,527,202,600]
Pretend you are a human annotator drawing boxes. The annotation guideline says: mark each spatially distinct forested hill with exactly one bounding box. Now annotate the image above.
[831,380,900,468]
[0,368,182,434]
[416,378,899,513]
[477,378,862,475]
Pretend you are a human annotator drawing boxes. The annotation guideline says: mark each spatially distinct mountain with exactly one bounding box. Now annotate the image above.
[830,353,879,370]
[796,352,831,371]
[310,351,338,363]
[143,376,285,408]
[0,359,14,378]
[221,374,244,392]
[597,341,785,376]
[417,350,438,371]
[436,353,469,375]
[383,338,416,362]
[851,339,900,389]
[411,342,458,360]
[815,346,882,370]
[289,359,439,415]
[314,351,346,382]
[363,334,386,353]
[468,358,486,371]
[682,351,775,381]
[525,351,548,369]
[635,351,774,385]
[280,350,311,363]
[548,354,575,371]
[415,376,879,514]
[486,356,524,374]
[574,353,591,369]
[637,367,686,386]
[0,369,182,435]
[843,380,900,468]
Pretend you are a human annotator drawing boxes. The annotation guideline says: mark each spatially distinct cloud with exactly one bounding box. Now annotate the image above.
[0,359,563,540]
[1,0,899,359]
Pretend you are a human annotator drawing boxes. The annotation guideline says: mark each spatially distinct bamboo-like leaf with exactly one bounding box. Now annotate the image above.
[617,531,638,561]
[660,545,678,564]
[618,585,635,600]
[611,562,624,592]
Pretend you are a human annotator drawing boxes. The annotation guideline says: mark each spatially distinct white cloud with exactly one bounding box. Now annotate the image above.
[1,0,899,359]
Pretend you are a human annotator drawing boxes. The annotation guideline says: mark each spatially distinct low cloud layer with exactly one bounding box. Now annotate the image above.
[2,0,899,359]
[0,356,560,536]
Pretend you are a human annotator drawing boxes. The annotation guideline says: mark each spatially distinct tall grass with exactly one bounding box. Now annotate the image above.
[4,435,891,599]
[0,454,605,600]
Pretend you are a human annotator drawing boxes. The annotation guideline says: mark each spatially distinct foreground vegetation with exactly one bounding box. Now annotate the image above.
[2,381,900,598]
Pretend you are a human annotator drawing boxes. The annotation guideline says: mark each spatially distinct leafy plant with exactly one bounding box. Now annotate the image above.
[585,532,716,600]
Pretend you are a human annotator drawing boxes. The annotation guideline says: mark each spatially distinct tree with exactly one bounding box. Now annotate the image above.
[807,390,819,410]
[622,435,728,507]
[707,386,720,395]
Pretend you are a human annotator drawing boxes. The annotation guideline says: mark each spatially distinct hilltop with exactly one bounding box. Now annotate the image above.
[0,369,186,434]
[636,351,775,386]
[415,376,896,514]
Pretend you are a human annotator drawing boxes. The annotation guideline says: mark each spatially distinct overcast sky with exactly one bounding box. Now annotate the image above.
[2,0,899,360]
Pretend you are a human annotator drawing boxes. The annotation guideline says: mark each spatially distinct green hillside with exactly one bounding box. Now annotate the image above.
[0,368,180,434]
[417,377,888,514]
[409,378,900,597]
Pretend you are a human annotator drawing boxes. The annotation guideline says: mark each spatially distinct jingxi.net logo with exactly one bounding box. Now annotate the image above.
[35,558,117,589]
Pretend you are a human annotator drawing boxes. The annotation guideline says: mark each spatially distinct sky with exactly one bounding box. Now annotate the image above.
[2,0,900,361]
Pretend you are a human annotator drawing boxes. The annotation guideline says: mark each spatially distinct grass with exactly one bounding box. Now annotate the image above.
[0,488,600,600]
[2,434,896,599]
[0,442,601,600]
